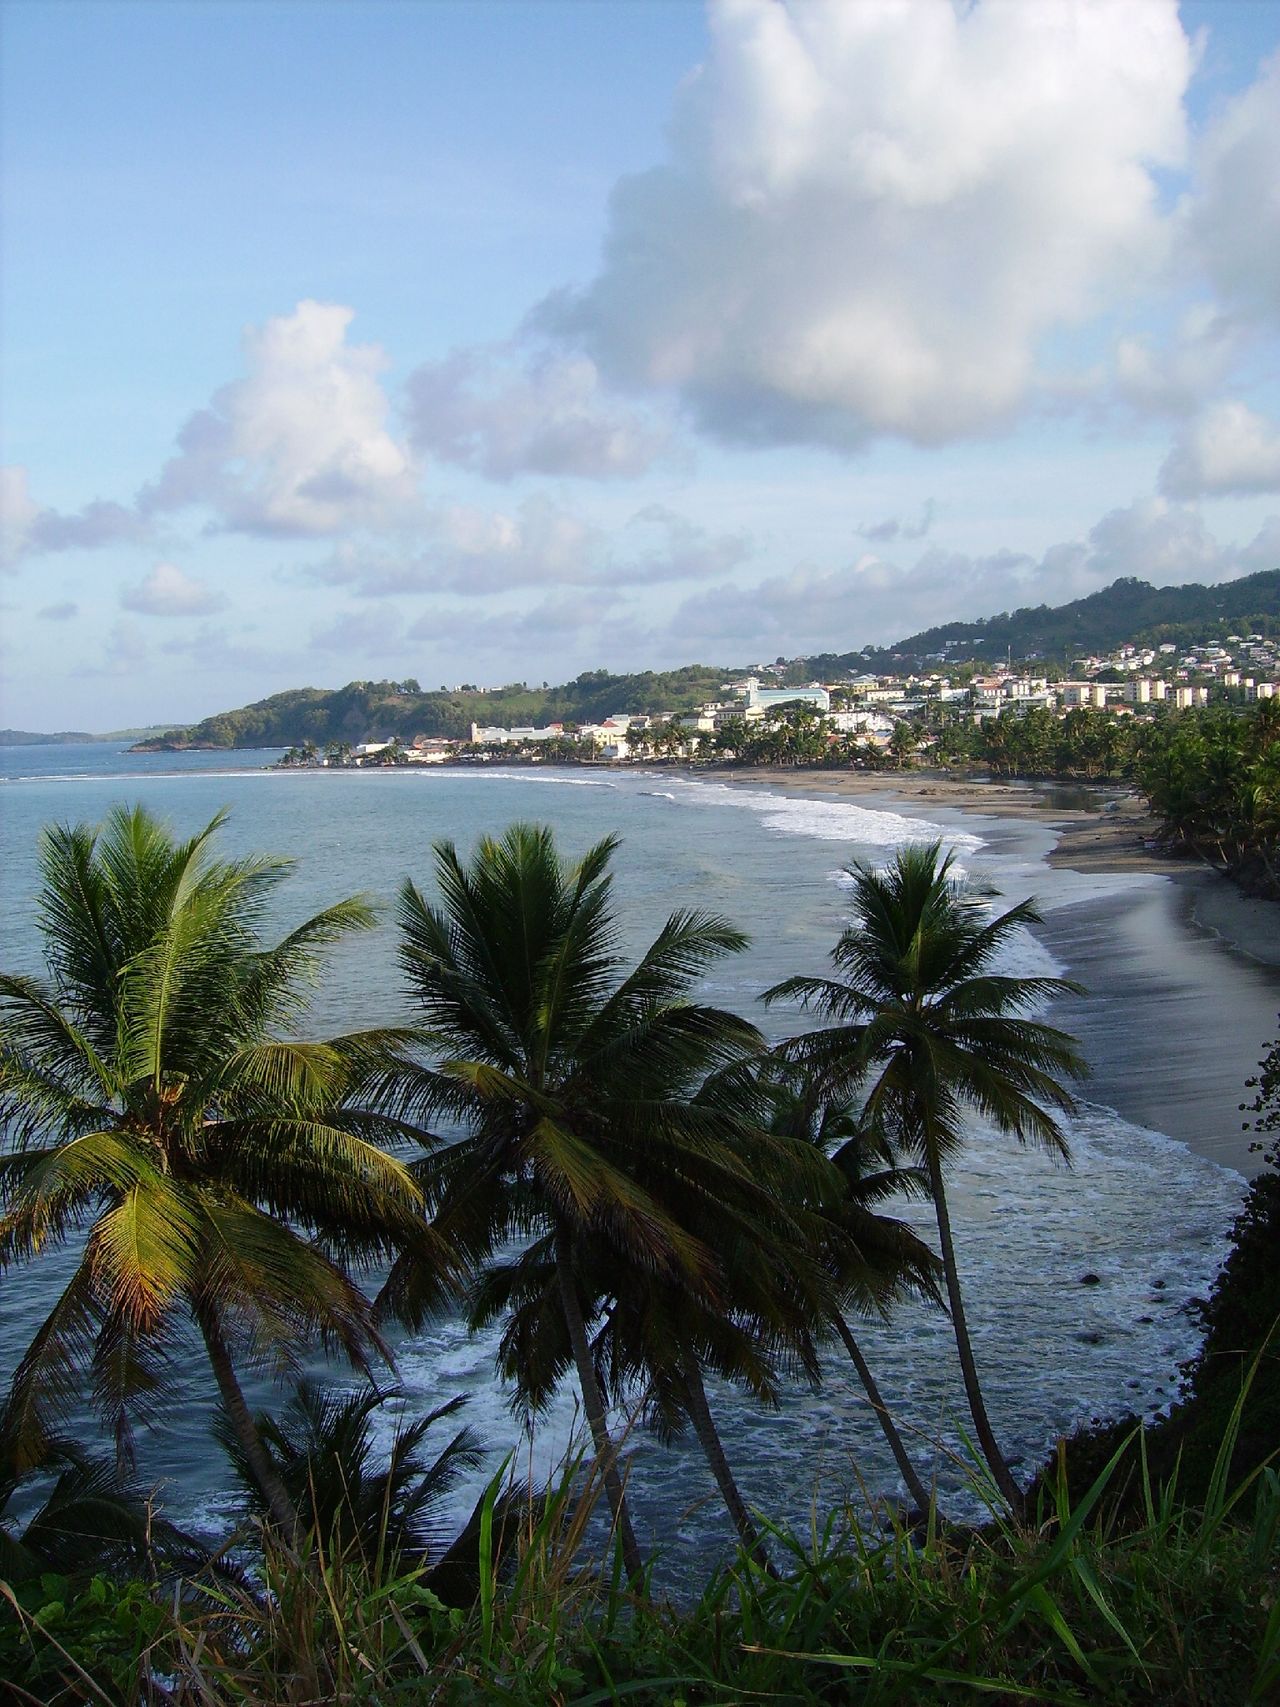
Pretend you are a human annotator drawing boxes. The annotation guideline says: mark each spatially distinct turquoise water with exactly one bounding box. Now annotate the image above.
[0,745,1245,1556]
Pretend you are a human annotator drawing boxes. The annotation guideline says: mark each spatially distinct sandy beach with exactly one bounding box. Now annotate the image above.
[716,766,1280,1178]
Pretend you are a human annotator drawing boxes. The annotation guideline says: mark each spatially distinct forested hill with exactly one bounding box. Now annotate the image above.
[804,569,1280,676]
[132,569,1280,750]
[133,667,731,750]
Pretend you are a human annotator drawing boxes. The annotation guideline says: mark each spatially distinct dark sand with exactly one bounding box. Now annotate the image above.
[719,767,1280,1177]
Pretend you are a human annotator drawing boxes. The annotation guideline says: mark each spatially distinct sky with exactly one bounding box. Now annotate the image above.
[2,0,1280,731]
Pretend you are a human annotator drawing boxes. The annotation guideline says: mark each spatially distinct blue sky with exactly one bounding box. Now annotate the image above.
[3,0,1279,730]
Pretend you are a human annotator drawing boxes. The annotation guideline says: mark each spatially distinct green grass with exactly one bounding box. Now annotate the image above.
[3,1406,1277,1707]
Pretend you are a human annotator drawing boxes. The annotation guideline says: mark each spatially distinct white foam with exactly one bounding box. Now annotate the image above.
[655,776,984,855]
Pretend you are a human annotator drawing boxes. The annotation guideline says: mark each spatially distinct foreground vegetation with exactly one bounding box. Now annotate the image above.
[1,807,1276,1701]
[3,1411,1277,1704]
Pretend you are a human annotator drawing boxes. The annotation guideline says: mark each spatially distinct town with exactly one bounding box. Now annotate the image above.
[274,629,1280,771]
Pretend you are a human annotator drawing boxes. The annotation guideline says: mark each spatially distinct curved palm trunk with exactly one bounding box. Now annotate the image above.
[195,1300,301,1544]
[832,1314,933,1515]
[553,1234,645,1585]
[925,1153,1024,1515]
[679,1350,776,1576]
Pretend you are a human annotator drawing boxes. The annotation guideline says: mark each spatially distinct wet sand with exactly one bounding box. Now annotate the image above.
[717,766,1280,1177]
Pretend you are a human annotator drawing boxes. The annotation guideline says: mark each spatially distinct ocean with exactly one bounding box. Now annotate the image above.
[0,743,1247,1558]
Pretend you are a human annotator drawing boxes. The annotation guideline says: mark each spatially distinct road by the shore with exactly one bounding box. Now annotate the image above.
[713,765,1280,1177]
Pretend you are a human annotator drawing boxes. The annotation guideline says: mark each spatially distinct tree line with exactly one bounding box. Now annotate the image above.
[932,700,1280,894]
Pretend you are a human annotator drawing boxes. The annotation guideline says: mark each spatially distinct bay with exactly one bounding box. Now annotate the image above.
[0,743,1245,1561]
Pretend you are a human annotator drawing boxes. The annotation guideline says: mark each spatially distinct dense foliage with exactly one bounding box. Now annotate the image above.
[830,567,1280,674]
[929,700,1280,894]
[134,666,732,750]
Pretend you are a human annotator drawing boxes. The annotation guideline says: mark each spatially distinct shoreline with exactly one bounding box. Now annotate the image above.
[714,765,1280,1178]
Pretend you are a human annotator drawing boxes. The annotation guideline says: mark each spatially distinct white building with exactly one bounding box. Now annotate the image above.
[470,722,564,745]
[742,677,831,714]
[827,709,895,737]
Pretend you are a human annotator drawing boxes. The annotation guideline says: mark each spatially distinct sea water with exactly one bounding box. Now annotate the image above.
[0,745,1246,1554]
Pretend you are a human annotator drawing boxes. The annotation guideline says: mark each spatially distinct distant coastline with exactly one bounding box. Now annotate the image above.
[1,725,187,748]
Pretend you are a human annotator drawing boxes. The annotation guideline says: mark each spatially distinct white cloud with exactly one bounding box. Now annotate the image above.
[1185,49,1280,325]
[37,601,78,621]
[1159,401,1280,497]
[859,501,936,544]
[1,465,147,567]
[0,468,40,567]
[304,499,751,598]
[120,561,226,617]
[404,342,671,479]
[1112,304,1240,416]
[662,496,1272,657]
[541,0,1192,449]
[139,301,418,537]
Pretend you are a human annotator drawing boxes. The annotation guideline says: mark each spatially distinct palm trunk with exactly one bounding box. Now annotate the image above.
[196,1300,300,1544]
[554,1232,645,1584]
[925,1152,1024,1515]
[832,1314,933,1515]
[679,1350,775,1575]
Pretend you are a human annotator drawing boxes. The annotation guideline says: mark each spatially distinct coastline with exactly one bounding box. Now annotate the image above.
[716,765,1280,1178]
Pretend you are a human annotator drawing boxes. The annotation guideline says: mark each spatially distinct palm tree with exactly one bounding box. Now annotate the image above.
[0,805,435,1541]
[376,824,796,1582]
[0,1431,198,1583]
[758,1061,942,1514]
[766,841,1087,1512]
[216,1380,484,1572]
[465,1074,836,1572]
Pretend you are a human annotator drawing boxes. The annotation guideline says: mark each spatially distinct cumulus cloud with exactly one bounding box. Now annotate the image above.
[1159,401,1280,497]
[540,0,1191,449]
[662,496,1273,657]
[304,499,750,598]
[120,561,226,617]
[1,466,148,567]
[1113,305,1241,416]
[139,301,418,537]
[404,342,671,479]
[858,501,936,544]
[1184,49,1280,325]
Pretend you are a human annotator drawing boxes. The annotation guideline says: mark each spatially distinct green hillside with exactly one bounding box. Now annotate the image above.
[132,569,1280,751]
[133,667,731,750]
[806,569,1280,675]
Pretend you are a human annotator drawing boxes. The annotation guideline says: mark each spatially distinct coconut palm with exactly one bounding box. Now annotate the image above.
[0,1431,199,1583]
[216,1380,485,1572]
[376,824,809,1582]
[0,805,436,1540]
[465,1082,836,1572]
[757,1060,942,1514]
[766,841,1086,1512]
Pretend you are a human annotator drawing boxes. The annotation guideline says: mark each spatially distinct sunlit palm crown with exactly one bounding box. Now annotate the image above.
[0,805,430,1465]
[768,841,1087,1163]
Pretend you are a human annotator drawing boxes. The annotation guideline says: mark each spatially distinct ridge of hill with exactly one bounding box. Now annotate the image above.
[130,569,1280,751]
[810,569,1280,676]
[132,667,731,751]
